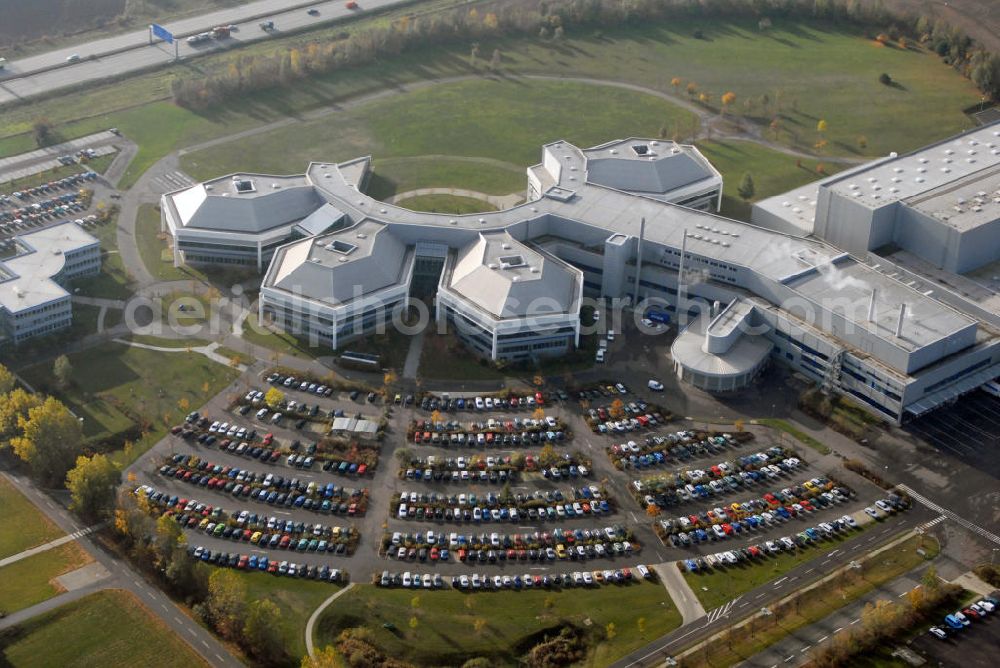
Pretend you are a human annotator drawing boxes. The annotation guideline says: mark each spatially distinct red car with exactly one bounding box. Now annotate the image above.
[535,391,544,405]
[346,1,358,8]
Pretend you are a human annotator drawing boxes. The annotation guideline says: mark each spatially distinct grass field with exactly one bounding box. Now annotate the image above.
[315,581,681,667]
[0,589,208,668]
[0,477,64,560]
[123,334,211,348]
[395,194,500,214]
[18,340,239,458]
[241,313,327,361]
[135,203,207,282]
[683,522,884,610]
[180,78,699,183]
[0,16,980,194]
[0,542,92,614]
[236,570,341,661]
[367,157,525,200]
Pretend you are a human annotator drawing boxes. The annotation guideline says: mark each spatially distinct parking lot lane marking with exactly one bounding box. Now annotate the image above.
[630,512,639,523]
[850,618,860,625]
[739,601,749,608]
[756,593,765,599]
[788,576,797,582]
[817,636,828,643]
[828,549,839,557]
[806,567,815,573]
[800,645,811,653]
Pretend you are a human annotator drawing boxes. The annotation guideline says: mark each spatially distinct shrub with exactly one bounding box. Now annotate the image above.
[879,72,892,85]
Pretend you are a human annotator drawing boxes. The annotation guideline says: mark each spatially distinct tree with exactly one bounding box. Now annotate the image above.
[686,82,698,96]
[510,452,526,469]
[32,117,56,147]
[816,119,828,133]
[734,418,745,432]
[469,42,480,66]
[430,410,442,424]
[409,616,419,630]
[53,354,73,389]
[637,617,647,633]
[538,444,559,467]
[609,398,624,419]
[383,370,397,387]
[264,387,285,410]
[857,135,868,150]
[758,17,772,31]
[177,396,190,412]
[539,26,550,39]
[721,91,737,111]
[670,77,682,92]
[532,407,546,421]
[473,617,487,633]
[0,388,43,442]
[879,72,892,85]
[206,569,247,639]
[605,622,617,639]
[921,564,941,592]
[243,599,285,663]
[302,646,341,668]
[11,397,84,484]
[0,363,15,394]
[553,26,564,40]
[646,503,661,517]
[65,454,119,520]
[738,173,755,201]
[489,48,501,71]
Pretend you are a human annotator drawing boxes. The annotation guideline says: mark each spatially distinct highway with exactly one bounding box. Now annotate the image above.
[0,0,414,106]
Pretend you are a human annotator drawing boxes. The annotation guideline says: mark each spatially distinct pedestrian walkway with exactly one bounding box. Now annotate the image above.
[0,522,105,569]
[653,562,706,625]
[898,484,1000,545]
[402,327,426,380]
[306,582,356,657]
[113,337,248,372]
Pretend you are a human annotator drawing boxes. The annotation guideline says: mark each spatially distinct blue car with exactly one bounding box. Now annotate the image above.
[258,557,268,571]
[684,559,698,572]
[944,614,964,630]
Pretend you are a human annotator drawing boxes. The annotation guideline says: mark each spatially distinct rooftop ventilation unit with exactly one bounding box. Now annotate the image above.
[325,240,357,255]
[356,233,367,239]
[530,267,540,274]
[205,184,213,191]
[499,255,525,269]
[233,179,256,193]
[271,183,280,189]
[487,263,498,269]
[501,243,511,250]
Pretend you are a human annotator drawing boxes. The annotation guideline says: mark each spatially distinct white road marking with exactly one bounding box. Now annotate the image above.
[850,618,860,625]
[834,627,844,633]
[817,635,828,643]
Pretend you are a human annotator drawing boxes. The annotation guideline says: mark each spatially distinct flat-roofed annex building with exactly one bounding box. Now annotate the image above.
[0,221,100,344]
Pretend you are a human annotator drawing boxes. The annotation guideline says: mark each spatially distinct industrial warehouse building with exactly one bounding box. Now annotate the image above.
[161,130,1000,424]
[0,221,100,343]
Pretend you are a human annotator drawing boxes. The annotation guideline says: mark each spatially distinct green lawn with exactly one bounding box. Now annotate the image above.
[18,341,239,459]
[367,157,525,200]
[315,581,681,667]
[683,523,884,610]
[0,477,64,559]
[0,542,91,614]
[241,313,328,361]
[757,418,833,455]
[180,78,699,183]
[67,210,134,301]
[395,194,500,214]
[135,204,207,283]
[0,589,208,668]
[694,139,841,220]
[237,570,341,661]
[123,334,212,349]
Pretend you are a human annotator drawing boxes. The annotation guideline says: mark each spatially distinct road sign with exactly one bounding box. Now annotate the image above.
[151,23,174,44]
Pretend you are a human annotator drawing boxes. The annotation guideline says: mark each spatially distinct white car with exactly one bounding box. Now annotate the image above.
[66,53,81,62]
[647,379,664,391]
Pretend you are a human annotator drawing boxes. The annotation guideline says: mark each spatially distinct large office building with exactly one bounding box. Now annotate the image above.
[0,221,100,344]
[172,133,1000,424]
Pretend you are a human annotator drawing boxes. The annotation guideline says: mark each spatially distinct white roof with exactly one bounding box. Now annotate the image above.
[583,139,718,195]
[445,232,581,319]
[0,222,98,312]
[170,173,323,233]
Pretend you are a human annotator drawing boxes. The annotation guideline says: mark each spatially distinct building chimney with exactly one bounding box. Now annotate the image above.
[867,287,878,322]
[894,303,907,338]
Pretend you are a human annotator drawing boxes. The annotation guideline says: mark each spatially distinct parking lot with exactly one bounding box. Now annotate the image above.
[127,358,914,595]
[910,592,1000,666]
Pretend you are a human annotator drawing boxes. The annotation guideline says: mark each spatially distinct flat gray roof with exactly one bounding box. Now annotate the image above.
[905,165,1000,232]
[825,122,1000,209]
[0,222,98,312]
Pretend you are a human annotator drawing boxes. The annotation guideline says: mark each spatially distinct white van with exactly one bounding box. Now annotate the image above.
[595,349,606,363]
[607,329,616,341]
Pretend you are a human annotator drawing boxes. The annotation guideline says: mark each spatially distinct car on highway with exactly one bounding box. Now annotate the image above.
[66,54,81,62]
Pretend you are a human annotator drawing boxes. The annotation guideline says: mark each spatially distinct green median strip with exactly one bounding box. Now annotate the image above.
[757,418,832,455]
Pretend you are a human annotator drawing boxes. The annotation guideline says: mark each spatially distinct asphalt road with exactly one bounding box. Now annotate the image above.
[0,471,243,668]
[0,0,415,105]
